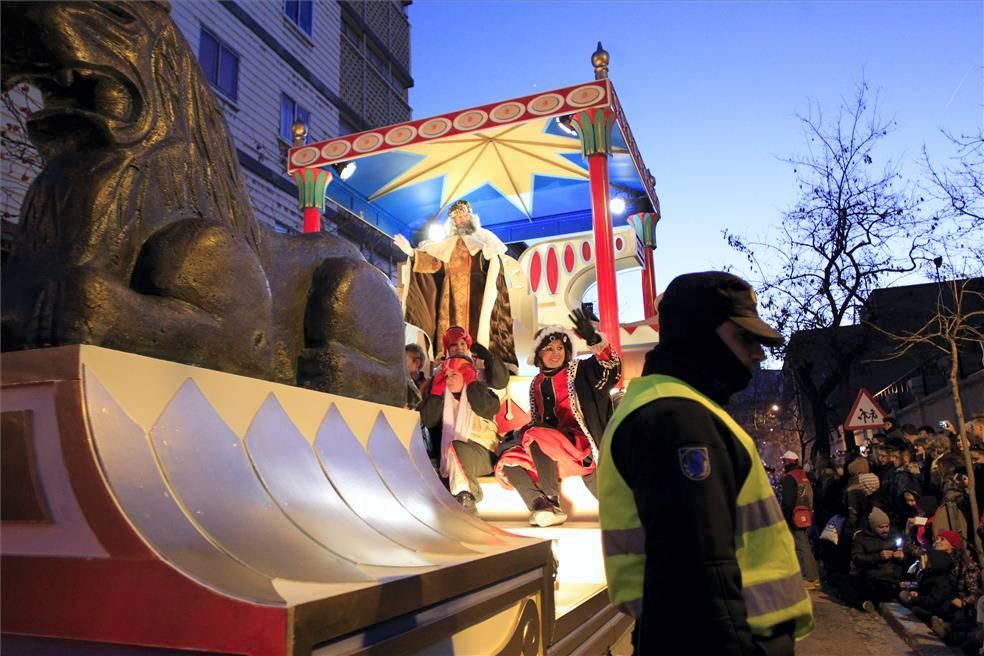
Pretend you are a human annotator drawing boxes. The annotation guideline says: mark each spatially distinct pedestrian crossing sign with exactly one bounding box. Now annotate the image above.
[844,388,887,432]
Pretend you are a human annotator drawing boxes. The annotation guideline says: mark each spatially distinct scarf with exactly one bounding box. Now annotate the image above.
[440,386,475,478]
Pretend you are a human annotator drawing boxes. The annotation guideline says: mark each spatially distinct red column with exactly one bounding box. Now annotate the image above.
[289,122,330,234]
[291,167,331,234]
[642,247,657,319]
[303,207,322,233]
[573,107,621,357]
[627,211,660,320]
[585,153,622,356]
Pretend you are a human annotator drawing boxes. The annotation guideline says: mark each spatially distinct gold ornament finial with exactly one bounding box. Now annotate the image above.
[291,121,308,146]
[592,42,609,80]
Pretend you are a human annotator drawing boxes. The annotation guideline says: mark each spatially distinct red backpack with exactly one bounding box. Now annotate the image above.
[788,469,814,528]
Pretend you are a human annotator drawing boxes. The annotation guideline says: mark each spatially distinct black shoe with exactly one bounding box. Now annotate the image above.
[455,491,477,514]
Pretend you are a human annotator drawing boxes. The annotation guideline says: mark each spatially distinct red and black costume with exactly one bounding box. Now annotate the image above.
[495,321,620,524]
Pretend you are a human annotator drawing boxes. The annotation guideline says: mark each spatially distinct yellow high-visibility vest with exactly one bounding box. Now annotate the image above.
[598,374,814,639]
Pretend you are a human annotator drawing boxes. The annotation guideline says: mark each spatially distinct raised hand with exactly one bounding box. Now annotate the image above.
[569,304,601,345]
[393,233,413,257]
[470,342,492,361]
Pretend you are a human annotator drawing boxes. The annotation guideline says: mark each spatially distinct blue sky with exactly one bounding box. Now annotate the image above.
[408,1,983,320]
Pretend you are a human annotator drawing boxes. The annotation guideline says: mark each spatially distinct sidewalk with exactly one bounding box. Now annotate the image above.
[878,602,966,656]
[798,589,915,655]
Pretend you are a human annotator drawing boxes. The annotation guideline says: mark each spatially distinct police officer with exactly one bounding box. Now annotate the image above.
[599,272,814,655]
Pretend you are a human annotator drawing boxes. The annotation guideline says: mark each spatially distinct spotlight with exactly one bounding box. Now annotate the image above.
[426,222,447,242]
[556,114,577,136]
[333,161,356,181]
[609,196,626,215]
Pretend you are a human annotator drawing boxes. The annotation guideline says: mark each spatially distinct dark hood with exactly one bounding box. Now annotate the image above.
[642,330,752,405]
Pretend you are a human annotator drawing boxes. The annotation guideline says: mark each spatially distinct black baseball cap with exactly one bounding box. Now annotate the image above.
[658,271,784,346]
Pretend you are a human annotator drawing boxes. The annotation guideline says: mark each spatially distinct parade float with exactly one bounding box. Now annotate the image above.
[1,1,661,652]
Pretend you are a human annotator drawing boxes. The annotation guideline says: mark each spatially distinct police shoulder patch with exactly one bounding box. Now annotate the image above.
[678,446,710,481]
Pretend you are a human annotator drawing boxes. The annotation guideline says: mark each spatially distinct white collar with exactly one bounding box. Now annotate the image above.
[418,229,507,263]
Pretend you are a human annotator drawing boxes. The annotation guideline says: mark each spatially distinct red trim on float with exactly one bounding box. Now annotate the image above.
[563,244,575,273]
[581,241,591,262]
[546,247,559,295]
[529,251,542,292]
[2,557,287,655]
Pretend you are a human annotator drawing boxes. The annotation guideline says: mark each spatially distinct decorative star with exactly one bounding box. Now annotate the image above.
[368,120,609,218]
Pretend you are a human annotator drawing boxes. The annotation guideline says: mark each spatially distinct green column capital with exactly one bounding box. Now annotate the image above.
[627,212,659,249]
[291,167,332,211]
[571,108,617,158]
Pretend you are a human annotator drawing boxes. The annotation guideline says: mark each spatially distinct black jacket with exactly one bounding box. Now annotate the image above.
[912,551,957,610]
[539,347,620,449]
[610,341,767,656]
[851,528,904,581]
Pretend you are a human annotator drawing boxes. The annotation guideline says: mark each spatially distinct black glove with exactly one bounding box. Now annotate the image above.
[470,342,492,361]
[569,304,601,345]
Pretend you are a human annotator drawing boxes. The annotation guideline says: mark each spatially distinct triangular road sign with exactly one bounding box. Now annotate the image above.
[844,388,888,432]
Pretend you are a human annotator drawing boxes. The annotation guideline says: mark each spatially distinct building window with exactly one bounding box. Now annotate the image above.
[367,44,388,78]
[283,0,313,36]
[280,94,311,143]
[341,19,360,45]
[198,27,239,101]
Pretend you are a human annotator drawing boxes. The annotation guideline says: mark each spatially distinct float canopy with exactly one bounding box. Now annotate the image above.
[287,79,659,244]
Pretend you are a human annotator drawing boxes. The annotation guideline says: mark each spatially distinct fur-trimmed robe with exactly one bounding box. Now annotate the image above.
[404,230,518,370]
[495,344,621,487]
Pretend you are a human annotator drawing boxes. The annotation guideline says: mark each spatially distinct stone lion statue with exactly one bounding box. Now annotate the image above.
[0,1,405,405]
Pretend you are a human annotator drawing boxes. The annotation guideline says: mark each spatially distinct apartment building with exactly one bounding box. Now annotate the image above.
[1,0,413,273]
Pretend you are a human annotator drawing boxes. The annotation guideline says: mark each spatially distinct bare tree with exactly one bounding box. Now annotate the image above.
[870,276,984,556]
[726,82,927,454]
[923,129,984,272]
[1,84,44,223]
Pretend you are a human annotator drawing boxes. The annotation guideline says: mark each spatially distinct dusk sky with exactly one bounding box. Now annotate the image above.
[409,1,983,321]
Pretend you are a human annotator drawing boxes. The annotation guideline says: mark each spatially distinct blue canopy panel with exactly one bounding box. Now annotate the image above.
[287,80,659,244]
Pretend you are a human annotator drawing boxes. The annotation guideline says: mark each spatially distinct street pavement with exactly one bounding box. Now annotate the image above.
[798,588,918,656]
[611,587,962,655]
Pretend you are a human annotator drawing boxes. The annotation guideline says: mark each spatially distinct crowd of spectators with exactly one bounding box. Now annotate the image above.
[798,415,984,654]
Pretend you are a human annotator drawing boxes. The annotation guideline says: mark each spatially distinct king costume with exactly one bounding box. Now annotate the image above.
[401,200,519,371]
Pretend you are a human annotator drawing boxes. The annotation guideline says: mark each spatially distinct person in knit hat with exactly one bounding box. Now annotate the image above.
[494,305,620,527]
[417,353,501,513]
[844,454,880,535]
[438,325,509,390]
[851,507,905,611]
[903,528,981,638]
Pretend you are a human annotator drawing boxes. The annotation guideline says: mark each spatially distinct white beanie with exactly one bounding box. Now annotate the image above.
[527,325,576,366]
[782,451,799,461]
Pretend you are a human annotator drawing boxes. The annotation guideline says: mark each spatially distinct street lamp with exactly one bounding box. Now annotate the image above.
[771,404,780,412]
